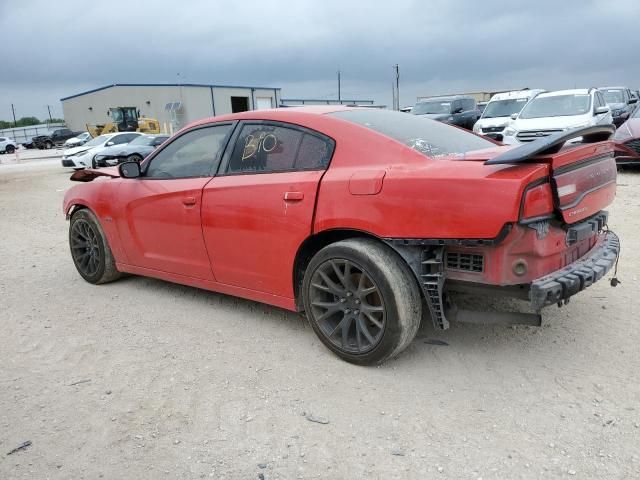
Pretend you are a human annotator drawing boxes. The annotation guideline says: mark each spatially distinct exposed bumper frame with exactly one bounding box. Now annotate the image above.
[529,231,619,311]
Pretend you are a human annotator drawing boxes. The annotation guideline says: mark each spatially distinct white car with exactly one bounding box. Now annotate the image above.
[0,136,17,154]
[472,89,545,140]
[61,132,142,168]
[502,88,613,145]
[63,132,93,148]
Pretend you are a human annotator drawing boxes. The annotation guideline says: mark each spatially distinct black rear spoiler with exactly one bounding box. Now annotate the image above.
[484,124,615,165]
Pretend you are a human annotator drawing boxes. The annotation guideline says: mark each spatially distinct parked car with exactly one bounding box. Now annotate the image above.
[502,88,612,144]
[598,86,638,127]
[411,95,480,130]
[472,89,545,140]
[612,107,640,167]
[33,128,84,149]
[93,134,170,167]
[61,132,142,169]
[63,107,620,365]
[64,132,93,149]
[0,136,17,154]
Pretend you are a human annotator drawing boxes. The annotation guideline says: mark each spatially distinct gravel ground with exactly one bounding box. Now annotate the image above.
[0,162,639,479]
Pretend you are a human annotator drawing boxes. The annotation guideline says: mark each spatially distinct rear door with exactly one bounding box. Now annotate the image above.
[115,124,233,279]
[202,121,334,297]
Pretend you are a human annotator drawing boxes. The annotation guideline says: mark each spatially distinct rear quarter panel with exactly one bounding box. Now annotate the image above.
[313,134,549,239]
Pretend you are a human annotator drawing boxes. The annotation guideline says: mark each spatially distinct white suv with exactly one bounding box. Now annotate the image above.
[502,88,613,145]
[0,137,17,154]
[472,89,545,140]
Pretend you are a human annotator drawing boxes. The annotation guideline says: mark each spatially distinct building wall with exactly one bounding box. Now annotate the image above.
[61,85,280,133]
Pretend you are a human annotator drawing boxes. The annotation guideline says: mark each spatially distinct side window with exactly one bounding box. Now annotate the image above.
[145,125,232,178]
[452,100,462,113]
[225,124,333,174]
[113,133,138,145]
[227,124,302,173]
[295,133,333,169]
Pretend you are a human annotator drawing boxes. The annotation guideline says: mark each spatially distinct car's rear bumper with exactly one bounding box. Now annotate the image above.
[529,231,619,311]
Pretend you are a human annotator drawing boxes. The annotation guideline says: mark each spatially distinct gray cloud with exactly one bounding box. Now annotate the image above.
[1,0,639,119]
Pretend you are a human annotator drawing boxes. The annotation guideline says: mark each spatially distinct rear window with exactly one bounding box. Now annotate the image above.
[330,109,493,157]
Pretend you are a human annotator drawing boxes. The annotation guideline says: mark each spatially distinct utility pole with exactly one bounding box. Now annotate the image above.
[393,64,400,110]
[11,104,17,127]
[338,70,341,104]
[47,105,53,123]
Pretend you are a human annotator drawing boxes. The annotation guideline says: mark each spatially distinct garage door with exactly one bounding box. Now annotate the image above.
[255,97,273,110]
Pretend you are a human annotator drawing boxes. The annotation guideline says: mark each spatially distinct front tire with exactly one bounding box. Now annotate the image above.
[5,145,15,154]
[127,154,143,163]
[45,141,53,149]
[69,209,121,284]
[302,238,422,365]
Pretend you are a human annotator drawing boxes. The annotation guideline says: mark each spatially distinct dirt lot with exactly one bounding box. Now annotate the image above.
[1,160,639,479]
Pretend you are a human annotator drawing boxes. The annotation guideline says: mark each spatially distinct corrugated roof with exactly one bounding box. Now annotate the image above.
[60,83,281,101]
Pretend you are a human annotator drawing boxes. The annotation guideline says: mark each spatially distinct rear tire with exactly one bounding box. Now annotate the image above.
[69,209,122,284]
[302,238,422,365]
[5,145,15,154]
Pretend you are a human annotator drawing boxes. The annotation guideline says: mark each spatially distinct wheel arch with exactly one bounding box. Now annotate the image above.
[292,228,426,312]
[65,202,90,220]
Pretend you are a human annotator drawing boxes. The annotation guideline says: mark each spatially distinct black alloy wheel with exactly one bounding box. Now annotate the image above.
[309,258,386,354]
[70,218,102,278]
[302,238,422,365]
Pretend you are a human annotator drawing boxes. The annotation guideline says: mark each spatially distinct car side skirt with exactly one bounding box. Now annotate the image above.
[115,263,297,311]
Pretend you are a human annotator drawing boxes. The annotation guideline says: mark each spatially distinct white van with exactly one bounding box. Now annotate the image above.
[502,88,613,145]
[472,89,545,140]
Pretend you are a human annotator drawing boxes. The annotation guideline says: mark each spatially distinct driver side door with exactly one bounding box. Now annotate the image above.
[114,123,234,280]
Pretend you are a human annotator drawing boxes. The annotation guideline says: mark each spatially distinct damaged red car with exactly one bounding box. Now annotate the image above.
[613,107,640,167]
[63,107,620,365]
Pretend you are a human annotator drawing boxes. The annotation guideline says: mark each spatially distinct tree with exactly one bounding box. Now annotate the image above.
[16,117,41,127]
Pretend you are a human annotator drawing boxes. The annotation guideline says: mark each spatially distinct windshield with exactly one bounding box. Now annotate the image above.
[330,109,493,158]
[110,109,123,122]
[481,98,529,118]
[130,135,156,146]
[84,135,110,147]
[519,94,591,119]
[412,101,452,115]
[601,89,624,104]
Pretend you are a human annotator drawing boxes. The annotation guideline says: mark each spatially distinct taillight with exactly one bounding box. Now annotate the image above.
[520,182,554,222]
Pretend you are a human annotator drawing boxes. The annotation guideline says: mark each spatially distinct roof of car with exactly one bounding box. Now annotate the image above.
[598,86,627,90]
[417,95,472,102]
[490,89,545,101]
[537,89,592,98]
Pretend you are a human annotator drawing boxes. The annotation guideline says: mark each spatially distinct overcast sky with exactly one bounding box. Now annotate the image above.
[1,0,639,121]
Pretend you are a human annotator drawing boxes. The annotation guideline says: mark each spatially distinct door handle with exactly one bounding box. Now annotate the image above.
[284,191,304,201]
[182,196,197,206]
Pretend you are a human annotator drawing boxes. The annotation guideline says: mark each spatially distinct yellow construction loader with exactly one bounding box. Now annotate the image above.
[86,106,161,137]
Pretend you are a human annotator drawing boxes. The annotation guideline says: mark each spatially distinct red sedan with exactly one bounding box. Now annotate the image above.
[613,107,640,166]
[64,107,620,364]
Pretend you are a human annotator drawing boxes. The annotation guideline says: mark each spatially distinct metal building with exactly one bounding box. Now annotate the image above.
[60,83,281,133]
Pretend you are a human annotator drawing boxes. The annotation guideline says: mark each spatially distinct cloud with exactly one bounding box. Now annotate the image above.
[1,0,639,118]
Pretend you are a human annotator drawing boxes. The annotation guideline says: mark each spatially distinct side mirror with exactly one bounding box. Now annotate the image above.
[629,97,638,104]
[119,161,141,179]
[510,113,519,120]
[594,106,610,115]
[106,141,114,146]
[453,107,463,114]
